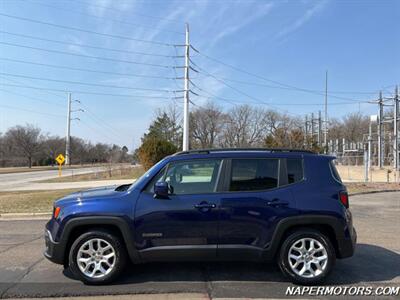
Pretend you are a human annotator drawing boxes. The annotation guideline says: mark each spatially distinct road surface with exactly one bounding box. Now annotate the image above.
[0,166,118,192]
[0,192,399,299]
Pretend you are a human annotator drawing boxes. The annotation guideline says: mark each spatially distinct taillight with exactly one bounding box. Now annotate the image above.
[339,191,349,208]
[53,207,61,219]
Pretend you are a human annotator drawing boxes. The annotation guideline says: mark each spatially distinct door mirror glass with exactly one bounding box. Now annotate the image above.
[154,181,169,198]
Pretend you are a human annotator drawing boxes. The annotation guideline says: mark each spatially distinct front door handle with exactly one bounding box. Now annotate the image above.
[194,203,216,209]
[266,198,289,207]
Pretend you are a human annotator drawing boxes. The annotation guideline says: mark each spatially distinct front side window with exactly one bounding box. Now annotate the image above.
[229,159,279,192]
[164,159,222,195]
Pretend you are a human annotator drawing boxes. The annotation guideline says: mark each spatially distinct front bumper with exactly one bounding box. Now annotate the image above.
[44,229,64,265]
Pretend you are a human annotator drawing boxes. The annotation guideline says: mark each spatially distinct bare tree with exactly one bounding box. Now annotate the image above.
[221,105,269,147]
[6,124,43,168]
[43,136,64,165]
[190,102,225,149]
[342,112,369,142]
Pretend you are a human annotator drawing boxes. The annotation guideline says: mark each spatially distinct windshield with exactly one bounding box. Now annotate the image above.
[128,158,168,191]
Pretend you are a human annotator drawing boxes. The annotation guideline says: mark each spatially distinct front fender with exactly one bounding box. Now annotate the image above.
[46,216,141,264]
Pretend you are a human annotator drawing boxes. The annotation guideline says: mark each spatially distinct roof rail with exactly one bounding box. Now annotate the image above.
[174,148,315,156]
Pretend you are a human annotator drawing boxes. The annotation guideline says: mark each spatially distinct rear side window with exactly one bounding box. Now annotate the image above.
[229,159,279,191]
[287,159,304,184]
[329,160,342,183]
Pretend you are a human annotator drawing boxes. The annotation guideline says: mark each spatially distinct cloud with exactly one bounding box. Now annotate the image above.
[87,0,136,17]
[275,0,328,40]
[209,2,274,47]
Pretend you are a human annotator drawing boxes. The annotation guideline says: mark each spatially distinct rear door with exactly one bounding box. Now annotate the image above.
[134,158,224,261]
[217,157,299,260]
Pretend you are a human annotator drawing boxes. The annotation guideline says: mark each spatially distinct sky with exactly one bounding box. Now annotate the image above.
[0,0,399,150]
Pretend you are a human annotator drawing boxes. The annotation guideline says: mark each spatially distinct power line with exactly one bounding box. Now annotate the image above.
[0,57,176,80]
[189,63,370,107]
[80,104,127,142]
[0,72,179,93]
[0,75,66,101]
[0,88,65,108]
[192,46,376,102]
[0,103,63,118]
[195,71,379,95]
[79,119,123,145]
[0,83,176,101]
[0,13,177,46]
[0,31,177,58]
[0,42,174,68]
[21,0,184,35]
[191,90,369,107]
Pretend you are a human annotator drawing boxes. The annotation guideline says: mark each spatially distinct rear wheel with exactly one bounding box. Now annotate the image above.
[69,230,127,284]
[278,229,335,285]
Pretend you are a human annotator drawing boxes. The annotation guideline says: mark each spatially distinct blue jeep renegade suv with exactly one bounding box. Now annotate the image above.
[44,149,356,285]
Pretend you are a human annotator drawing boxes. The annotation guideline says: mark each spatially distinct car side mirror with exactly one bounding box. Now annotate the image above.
[154,181,169,198]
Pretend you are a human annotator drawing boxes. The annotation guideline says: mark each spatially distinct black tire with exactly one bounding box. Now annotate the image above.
[278,228,335,285]
[69,230,127,285]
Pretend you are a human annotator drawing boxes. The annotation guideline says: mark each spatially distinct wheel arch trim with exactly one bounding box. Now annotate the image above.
[59,216,141,264]
[265,215,346,260]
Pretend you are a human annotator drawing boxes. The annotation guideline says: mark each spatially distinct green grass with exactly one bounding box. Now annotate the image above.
[0,189,82,214]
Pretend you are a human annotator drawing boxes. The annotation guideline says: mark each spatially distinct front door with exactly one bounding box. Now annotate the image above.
[217,157,298,260]
[134,158,223,261]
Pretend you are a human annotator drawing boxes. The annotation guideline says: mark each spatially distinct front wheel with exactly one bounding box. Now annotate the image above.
[69,230,127,284]
[278,229,335,285]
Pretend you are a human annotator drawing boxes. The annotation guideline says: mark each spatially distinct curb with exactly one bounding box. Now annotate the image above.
[349,189,400,196]
[0,212,52,220]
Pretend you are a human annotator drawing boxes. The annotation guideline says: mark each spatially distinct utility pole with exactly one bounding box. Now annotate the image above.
[378,91,383,168]
[368,116,375,173]
[65,92,71,165]
[318,110,322,146]
[304,115,308,147]
[324,70,328,153]
[182,23,190,151]
[311,112,315,145]
[394,86,399,172]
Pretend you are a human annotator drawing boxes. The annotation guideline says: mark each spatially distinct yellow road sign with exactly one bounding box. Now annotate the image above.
[55,154,65,165]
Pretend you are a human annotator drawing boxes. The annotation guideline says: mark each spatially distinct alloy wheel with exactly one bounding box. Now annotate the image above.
[287,237,328,278]
[76,238,116,278]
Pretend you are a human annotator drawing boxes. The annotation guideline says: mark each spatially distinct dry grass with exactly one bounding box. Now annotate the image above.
[346,182,400,195]
[0,189,82,214]
[40,166,145,183]
[0,164,110,175]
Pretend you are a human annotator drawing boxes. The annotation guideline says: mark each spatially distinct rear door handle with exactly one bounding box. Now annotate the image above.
[266,198,289,207]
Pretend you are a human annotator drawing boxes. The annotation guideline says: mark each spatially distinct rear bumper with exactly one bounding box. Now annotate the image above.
[337,226,357,258]
[44,229,64,265]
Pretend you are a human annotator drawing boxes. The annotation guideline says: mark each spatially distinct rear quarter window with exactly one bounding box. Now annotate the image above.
[287,158,304,184]
[329,159,342,183]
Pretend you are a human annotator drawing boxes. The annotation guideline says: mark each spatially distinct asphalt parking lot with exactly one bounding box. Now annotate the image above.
[0,192,399,299]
